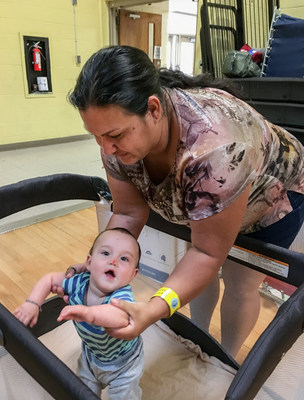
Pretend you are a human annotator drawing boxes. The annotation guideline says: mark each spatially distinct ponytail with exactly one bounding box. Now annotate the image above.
[159,68,241,97]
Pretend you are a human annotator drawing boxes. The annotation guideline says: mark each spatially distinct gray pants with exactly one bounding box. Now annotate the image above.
[77,338,144,400]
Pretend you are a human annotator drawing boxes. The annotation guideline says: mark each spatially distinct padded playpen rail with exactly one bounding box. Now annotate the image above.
[1,174,304,400]
[0,302,100,400]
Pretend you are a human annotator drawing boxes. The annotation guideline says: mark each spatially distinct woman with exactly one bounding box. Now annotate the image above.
[67,45,304,358]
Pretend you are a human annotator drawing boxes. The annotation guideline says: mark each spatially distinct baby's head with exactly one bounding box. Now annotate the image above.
[89,227,141,268]
[86,228,141,293]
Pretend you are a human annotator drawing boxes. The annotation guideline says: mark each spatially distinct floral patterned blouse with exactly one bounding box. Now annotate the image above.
[101,87,304,234]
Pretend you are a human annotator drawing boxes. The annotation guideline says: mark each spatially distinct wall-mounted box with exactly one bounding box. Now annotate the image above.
[23,35,53,94]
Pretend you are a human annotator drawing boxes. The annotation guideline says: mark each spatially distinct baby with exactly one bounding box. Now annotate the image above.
[14,227,144,399]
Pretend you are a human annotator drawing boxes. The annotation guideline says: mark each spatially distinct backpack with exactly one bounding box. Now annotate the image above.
[222,50,261,78]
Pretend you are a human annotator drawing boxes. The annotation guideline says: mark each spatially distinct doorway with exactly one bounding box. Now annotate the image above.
[108,0,198,74]
[119,9,162,67]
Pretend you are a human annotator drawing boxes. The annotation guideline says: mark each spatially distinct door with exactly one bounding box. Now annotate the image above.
[119,9,162,67]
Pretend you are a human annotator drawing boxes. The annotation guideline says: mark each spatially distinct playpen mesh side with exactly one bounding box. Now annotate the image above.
[0,346,54,400]
[225,282,304,399]
[261,334,304,399]
[0,303,100,400]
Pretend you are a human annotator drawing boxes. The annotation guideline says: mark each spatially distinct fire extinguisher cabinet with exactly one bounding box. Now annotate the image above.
[23,35,53,94]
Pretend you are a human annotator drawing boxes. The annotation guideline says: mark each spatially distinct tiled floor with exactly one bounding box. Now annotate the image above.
[0,137,104,186]
[0,137,107,232]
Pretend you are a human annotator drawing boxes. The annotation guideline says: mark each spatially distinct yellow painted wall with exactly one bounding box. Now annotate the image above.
[0,0,109,146]
[281,0,304,18]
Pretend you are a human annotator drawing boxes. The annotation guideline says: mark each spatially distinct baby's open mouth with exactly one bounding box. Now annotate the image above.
[105,270,115,278]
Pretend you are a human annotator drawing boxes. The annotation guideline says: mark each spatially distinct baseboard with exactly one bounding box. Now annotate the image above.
[0,135,94,152]
[0,200,94,234]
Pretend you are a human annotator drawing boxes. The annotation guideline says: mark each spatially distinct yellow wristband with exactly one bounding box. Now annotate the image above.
[152,287,180,317]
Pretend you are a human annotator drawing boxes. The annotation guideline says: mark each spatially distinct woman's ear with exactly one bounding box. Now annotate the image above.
[147,95,162,121]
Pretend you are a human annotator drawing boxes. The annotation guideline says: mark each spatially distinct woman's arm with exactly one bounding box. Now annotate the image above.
[165,184,252,305]
[105,173,150,237]
[13,272,66,327]
[107,185,251,340]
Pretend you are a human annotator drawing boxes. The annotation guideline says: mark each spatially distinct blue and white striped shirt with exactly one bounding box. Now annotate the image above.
[62,271,139,363]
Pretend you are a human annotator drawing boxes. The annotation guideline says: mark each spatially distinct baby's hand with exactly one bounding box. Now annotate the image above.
[58,304,129,329]
[51,284,69,304]
[13,302,40,328]
[58,305,88,323]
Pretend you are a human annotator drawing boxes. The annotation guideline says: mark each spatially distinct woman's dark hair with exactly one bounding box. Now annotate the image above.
[69,45,240,116]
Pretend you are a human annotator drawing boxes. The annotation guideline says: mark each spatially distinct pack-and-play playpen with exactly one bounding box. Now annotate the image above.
[0,173,304,400]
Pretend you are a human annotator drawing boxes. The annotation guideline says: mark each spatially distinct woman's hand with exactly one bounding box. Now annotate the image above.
[106,297,170,340]
[65,263,87,278]
[51,263,87,302]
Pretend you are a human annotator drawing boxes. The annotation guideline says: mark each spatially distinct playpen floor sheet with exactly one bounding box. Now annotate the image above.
[1,319,304,399]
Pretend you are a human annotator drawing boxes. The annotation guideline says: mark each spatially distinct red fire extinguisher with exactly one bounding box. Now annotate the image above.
[32,42,42,71]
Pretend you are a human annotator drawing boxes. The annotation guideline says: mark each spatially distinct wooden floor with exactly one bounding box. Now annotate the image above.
[0,207,278,365]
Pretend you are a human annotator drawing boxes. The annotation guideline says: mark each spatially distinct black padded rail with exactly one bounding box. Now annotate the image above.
[0,173,110,398]
[146,209,304,288]
[0,173,111,219]
[233,234,304,287]
[0,303,100,400]
[225,281,304,400]
[1,173,304,400]
[30,296,67,337]
[2,172,303,288]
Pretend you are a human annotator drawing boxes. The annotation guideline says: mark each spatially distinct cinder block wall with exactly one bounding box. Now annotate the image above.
[0,0,109,146]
